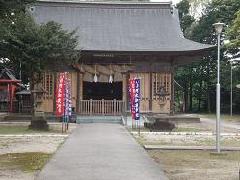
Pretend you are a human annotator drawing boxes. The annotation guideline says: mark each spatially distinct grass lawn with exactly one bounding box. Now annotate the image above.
[0,152,51,172]
[200,113,240,122]
[0,125,62,134]
[148,150,240,180]
[172,127,205,132]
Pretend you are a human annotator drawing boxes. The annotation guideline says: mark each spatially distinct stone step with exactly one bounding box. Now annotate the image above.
[2,113,58,122]
[76,116,122,124]
[0,113,7,121]
[4,114,32,121]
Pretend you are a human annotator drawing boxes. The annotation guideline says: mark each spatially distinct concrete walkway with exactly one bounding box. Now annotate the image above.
[36,124,168,180]
[201,117,240,133]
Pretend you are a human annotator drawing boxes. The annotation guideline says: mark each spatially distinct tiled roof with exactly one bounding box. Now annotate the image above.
[32,1,213,52]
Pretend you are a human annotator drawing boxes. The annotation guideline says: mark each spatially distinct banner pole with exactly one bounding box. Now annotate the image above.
[64,72,67,133]
[67,117,69,130]
[138,119,140,136]
[62,117,64,133]
[65,116,67,132]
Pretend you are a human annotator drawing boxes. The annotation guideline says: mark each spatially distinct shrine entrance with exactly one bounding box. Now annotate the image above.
[83,81,122,100]
[79,81,124,115]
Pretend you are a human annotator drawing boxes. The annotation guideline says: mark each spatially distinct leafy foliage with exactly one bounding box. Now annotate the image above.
[0,0,35,20]
[0,12,79,85]
[177,0,195,34]
[175,0,240,113]
[227,10,240,58]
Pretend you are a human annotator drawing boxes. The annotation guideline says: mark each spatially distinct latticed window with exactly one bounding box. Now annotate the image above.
[42,72,54,97]
[152,73,171,100]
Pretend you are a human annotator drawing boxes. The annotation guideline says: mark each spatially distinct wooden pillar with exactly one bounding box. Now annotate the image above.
[76,72,83,113]
[126,73,130,112]
[102,99,104,115]
[80,73,83,100]
[53,72,57,113]
[149,72,153,112]
[113,99,116,116]
[76,72,80,113]
[170,66,175,115]
[122,74,127,113]
[90,99,93,115]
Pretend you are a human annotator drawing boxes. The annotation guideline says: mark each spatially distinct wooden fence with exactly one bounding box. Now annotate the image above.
[78,99,125,115]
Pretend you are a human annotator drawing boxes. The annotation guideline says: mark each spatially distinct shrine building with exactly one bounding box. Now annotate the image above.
[31,0,214,116]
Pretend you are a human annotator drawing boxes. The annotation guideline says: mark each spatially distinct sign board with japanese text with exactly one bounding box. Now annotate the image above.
[128,78,141,121]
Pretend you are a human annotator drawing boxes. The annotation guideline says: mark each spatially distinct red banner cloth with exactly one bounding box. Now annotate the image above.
[129,79,136,120]
[56,73,65,117]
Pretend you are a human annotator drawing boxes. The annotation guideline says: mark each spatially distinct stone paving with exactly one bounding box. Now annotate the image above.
[36,124,168,180]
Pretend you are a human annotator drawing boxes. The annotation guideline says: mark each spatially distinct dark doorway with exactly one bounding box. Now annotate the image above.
[83,81,122,100]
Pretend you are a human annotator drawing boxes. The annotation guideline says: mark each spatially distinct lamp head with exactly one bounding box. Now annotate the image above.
[213,22,225,35]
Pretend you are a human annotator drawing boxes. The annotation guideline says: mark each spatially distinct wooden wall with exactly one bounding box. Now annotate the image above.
[37,71,78,113]
[130,72,171,114]
[38,67,172,114]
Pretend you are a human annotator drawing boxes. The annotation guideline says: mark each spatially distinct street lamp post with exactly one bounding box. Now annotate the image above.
[230,60,233,117]
[213,22,224,153]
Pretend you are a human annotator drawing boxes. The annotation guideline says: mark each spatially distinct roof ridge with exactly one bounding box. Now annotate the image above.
[37,0,173,6]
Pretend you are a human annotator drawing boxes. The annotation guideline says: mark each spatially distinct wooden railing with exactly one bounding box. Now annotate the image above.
[78,99,125,115]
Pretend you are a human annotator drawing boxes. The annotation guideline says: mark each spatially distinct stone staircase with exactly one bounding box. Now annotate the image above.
[76,116,122,124]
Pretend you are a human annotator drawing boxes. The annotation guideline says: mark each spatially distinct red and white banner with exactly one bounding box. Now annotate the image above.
[134,79,141,120]
[128,78,141,120]
[64,73,72,117]
[129,79,135,120]
[56,73,65,117]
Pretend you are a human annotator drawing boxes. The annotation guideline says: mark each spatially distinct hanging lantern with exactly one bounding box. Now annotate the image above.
[109,64,113,83]
[93,64,98,83]
[109,74,113,83]
[93,74,98,83]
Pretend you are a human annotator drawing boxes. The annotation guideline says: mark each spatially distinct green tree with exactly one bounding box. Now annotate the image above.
[1,13,79,85]
[0,12,79,116]
[0,0,35,66]
[175,0,197,112]
[0,0,35,16]
[177,0,195,34]
[176,0,240,113]
[227,10,240,58]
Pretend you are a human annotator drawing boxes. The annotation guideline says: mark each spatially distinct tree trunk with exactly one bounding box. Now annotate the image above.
[207,87,211,113]
[198,81,202,111]
[29,76,35,117]
[184,84,189,112]
[189,77,193,112]
[207,61,211,113]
